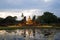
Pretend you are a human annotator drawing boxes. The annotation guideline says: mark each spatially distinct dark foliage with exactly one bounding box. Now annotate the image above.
[36,12,58,24]
[0,12,60,26]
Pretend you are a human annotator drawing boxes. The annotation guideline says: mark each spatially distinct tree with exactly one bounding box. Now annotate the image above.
[36,16,44,24]
[36,12,58,24]
[32,15,36,21]
[57,17,60,23]
[0,17,4,22]
[21,13,24,17]
[41,12,58,23]
[1,16,17,26]
[0,17,4,26]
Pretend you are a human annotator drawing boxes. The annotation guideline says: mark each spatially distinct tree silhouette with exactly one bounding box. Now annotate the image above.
[32,15,36,21]
[36,12,58,24]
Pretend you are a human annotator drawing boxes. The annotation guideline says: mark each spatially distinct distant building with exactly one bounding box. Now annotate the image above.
[17,13,36,26]
[26,16,33,25]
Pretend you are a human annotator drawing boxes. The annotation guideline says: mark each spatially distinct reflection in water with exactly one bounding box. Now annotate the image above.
[0,29,60,40]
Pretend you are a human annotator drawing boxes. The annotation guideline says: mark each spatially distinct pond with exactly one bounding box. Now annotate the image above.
[0,29,60,40]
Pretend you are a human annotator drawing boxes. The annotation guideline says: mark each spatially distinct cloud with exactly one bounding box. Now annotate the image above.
[0,0,54,9]
[5,0,24,5]
[0,0,60,17]
[0,9,43,20]
[0,9,60,21]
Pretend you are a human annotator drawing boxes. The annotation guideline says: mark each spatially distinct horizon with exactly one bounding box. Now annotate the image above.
[0,9,59,20]
[0,9,43,20]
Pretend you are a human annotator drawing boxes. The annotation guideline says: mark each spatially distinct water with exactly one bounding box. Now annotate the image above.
[0,29,60,40]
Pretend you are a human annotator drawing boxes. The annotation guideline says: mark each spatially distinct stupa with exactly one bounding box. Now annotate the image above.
[26,16,33,25]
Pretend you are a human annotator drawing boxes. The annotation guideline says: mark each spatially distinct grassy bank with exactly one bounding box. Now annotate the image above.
[0,26,60,30]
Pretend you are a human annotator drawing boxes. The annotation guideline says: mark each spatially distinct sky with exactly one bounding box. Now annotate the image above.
[0,0,60,20]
